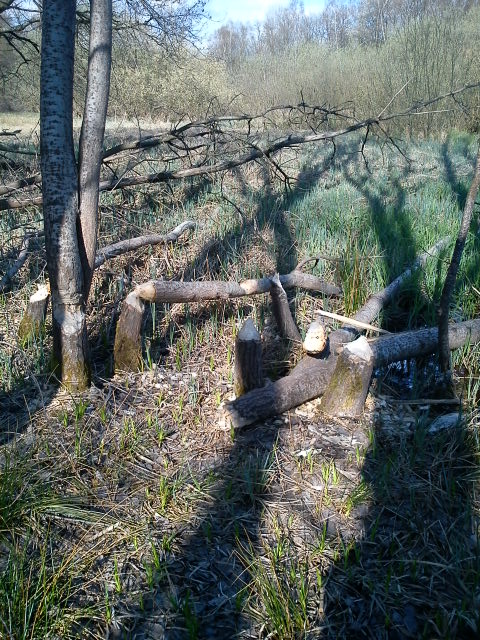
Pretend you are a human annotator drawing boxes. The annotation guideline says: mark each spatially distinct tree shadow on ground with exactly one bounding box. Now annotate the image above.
[321,145,480,639]
[321,383,479,638]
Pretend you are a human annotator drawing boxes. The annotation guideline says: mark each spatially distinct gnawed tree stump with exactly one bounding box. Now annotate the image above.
[234,319,264,397]
[303,319,327,355]
[269,273,301,341]
[321,336,374,417]
[18,285,50,342]
[223,238,452,428]
[114,292,145,371]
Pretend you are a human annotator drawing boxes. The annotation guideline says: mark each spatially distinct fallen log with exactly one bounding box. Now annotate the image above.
[371,319,480,367]
[134,271,341,303]
[223,238,451,428]
[114,268,340,372]
[94,221,195,268]
[224,318,480,428]
[269,273,301,341]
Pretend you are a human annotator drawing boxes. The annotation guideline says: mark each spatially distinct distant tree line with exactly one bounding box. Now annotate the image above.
[1,0,479,135]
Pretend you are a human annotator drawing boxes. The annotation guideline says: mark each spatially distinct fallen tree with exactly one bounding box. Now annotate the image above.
[114,268,341,371]
[223,237,451,428]
[2,84,480,213]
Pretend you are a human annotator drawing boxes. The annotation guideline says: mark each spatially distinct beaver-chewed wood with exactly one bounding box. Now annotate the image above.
[114,292,145,371]
[321,336,374,417]
[18,285,50,342]
[234,319,264,397]
[269,273,301,342]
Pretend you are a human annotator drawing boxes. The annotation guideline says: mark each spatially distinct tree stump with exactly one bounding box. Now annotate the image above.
[234,318,264,397]
[114,292,145,371]
[303,319,327,355]
[269,272,301,341]
[18,285,50,343]
[321,336,374,418]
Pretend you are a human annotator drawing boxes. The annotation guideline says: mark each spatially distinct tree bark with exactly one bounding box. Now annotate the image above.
[41,0,89,389]
[78,0,112,299]
[438,147,480,372]
[234,319,264,397]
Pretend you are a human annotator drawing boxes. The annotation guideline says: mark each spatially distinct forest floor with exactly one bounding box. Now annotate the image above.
[0,124,479,639]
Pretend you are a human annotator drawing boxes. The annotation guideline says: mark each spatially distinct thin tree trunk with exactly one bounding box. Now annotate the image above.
[438,147,480,372]
[41,0,89,389]
[78,0,112,298]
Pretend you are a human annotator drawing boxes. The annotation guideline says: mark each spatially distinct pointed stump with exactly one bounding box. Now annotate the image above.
[234,318,264,397]
[114,292,145,372]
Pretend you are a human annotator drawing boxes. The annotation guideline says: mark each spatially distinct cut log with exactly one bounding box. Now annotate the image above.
[225,317,480,428]
[135,270,341,303]
[18,285,50,342]
[234,319,264,397]
[223,238,453,428]
[114,268,339,374]
[269,273,301,341]
[321,336,374,417]
[303,319,327,355]
[113,292,145,371]
[370,318,480,367]
[94,221,195,268]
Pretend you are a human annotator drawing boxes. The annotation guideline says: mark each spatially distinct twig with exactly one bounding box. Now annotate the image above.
[315,309,390,334]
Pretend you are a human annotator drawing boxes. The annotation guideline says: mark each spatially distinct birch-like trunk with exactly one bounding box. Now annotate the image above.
[78,0,112,298]
[41,0,89,389]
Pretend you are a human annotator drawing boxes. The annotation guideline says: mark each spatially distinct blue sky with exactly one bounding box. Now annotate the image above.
[205,0,326,28]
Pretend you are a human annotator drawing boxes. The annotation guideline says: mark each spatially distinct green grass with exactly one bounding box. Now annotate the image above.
[1,131,480,638]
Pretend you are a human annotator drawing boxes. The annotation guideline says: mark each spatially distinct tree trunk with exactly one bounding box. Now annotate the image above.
[438,147,480,372]
[78,0,112,298]
[41,0,89,388]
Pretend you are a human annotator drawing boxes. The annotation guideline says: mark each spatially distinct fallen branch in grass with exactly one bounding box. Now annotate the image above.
[94,220,195,268]
[0,232,33,292]
[2,83,480,212]
[223,237,450,427]
[438,147,480,372]
[114,268,341,371]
